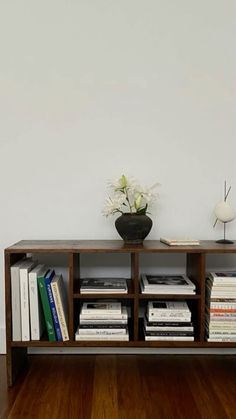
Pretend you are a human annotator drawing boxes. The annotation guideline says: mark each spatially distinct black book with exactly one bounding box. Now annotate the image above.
[144,330,194,337]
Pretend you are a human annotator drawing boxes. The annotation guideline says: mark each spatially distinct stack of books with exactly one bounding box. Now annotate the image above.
[75,301,129,341]
[140,274,196,295]
[206,271,236,342]
[160,238,200,246]
[11,258,69,342]
[80,278,128,294]
[144,301,194,341]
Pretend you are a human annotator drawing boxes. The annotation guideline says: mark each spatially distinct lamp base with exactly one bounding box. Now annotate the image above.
[216,239,234,244]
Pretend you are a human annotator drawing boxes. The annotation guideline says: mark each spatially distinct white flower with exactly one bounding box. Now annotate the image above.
[103,175,160,216]
[107,175,137,193]
[102,194,127,217]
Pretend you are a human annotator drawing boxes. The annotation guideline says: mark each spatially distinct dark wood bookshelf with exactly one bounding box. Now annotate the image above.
[5,239,236,386]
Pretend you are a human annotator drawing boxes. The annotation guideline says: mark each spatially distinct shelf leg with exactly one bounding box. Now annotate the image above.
[6,346,28,387]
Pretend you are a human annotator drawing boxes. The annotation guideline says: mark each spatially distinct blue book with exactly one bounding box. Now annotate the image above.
[44,269,63,342]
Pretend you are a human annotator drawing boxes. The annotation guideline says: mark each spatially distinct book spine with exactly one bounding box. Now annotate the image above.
[11,266,21,341]
[37,276,56,342]
[20,269,30,341]
[81,309,121,315]
[45,278,62,342]
[29,272,40,340]
[145,336,194,341]
[78,329,127,335]
[75,335,129,341]
[80,314,128,320]
[51,281,69,341]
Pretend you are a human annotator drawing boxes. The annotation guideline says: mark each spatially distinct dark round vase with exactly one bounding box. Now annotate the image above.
[115,214,153,244]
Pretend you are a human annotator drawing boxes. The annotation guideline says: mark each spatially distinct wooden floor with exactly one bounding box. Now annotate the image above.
[1,354,236,419]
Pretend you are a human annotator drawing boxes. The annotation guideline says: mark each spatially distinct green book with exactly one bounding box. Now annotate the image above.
[37,270,56,342]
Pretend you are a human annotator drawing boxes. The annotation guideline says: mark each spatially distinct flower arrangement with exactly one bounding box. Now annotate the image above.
[103,175,159,217]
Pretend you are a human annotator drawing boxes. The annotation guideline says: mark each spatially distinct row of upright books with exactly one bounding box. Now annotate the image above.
[206,271,236,342]
[11,258,69,342]
[75,301,129,341]
[144,301,194,341]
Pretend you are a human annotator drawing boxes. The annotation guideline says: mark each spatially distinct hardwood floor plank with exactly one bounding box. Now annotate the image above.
[91,355,119,419]
[1,354,236,419]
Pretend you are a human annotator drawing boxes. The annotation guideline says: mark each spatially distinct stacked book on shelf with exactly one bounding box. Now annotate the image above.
[75,301,129,341]
[80,278,128,294]
[11,257,69,342]
[140,274,196,295]
[144,301,194,341]
[206,271,236,342]
[160,238,200,246]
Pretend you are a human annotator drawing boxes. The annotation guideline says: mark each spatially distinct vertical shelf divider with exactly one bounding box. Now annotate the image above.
[5,252,28,386]
[187,252,206,342]
[68,253,80,340]
[131,252,139,341]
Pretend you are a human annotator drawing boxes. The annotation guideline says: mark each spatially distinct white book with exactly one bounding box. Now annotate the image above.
[148,300,190,314]
[209,272,236,282]
[145,336,194,341]
[20,260,37,341]
[78,328,127,335]
[160,237,199,246]
[75,333,129,341]
[141,274,195,290]
[79,306,128,320]
[29,264,48,340]
[51,274,69,341]
[147,315,191,322]
[207,338,236,342]
[81,301,122,315]
[80,318,128,325]
[11,258,31,341]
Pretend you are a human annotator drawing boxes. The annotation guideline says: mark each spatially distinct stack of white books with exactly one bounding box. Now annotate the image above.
[206,272,236,342]
[144,301,194,341]
[80,278,128,294]
[75,301,129,341]
[160,238,200,246]
[140,274,196,295]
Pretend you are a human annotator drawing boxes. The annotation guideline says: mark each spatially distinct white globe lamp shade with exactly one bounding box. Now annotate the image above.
[214,201,236,223]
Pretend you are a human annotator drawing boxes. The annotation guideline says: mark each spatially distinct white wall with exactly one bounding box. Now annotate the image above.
[1,0,236,353]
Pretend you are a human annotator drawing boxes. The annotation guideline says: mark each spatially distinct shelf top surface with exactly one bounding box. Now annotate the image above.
[5,239,236,253]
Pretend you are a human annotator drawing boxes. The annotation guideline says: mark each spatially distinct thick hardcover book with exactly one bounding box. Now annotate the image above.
[38,270,56,342]
[80,278,128,293]
[80,306,128,320]
[81,301,122,315]
[141,274,195,290]
[144,320,193,332]
[147,315,192,322]
[144,330,194,337]
[29,264,47,340]
[148,301,190,313]
[11,258,31,341]
[145,335,194,341]
[45,269,63,342]
[51,274,69,341]
[80,318,128,325]
[20,260,37,341]
[145,316,193,327]
[78,328,128,335]
[209,272,236,282]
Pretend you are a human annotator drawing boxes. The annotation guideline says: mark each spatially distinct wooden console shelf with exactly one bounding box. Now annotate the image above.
[5,239,236,386]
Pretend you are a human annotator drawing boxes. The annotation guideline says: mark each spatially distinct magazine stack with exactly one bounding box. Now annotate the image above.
[144,301,194,341]
[206,271,236,342]
[140,274,196,294]
[75,301,129,341]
